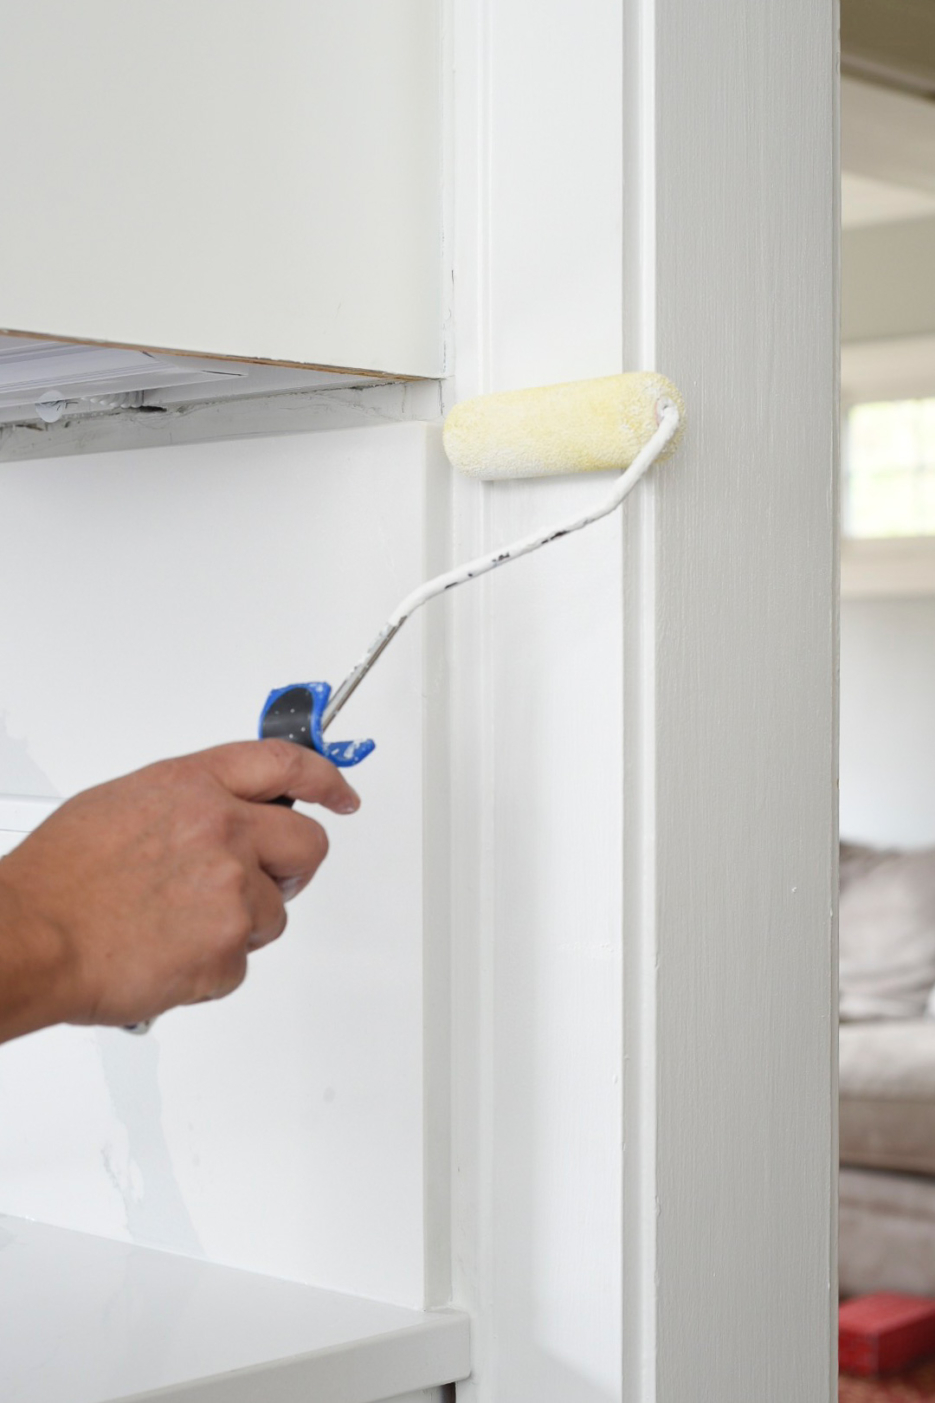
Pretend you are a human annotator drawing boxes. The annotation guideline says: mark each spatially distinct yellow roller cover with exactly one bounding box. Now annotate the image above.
[443,371,684,480]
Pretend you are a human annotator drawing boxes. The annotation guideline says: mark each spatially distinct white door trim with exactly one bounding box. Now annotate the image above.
[445,3,838,1401]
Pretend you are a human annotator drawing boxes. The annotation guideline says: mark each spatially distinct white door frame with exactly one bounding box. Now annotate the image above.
[443,3,838,1400]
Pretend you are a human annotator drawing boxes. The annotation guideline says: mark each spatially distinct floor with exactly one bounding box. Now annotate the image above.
[841,1363,935,1400]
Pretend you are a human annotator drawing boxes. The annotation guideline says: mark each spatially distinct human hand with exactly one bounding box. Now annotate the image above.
[0,741,360,1043]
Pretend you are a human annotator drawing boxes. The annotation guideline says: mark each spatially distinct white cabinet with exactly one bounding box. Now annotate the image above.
[0,3,441,377]
[0,418,464,1399]
[0,423,445,1301]
[0,1216,468,1403]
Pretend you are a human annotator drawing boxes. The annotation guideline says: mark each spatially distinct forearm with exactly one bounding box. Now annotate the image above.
[0,862,76,1044]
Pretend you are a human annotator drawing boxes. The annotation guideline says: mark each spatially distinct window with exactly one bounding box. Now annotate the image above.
[845,398,935,538]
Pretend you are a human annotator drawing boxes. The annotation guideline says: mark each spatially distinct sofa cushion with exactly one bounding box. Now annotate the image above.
[840,1167,935,1297]
[840,844,935,1020]
[841,1021,935,1175]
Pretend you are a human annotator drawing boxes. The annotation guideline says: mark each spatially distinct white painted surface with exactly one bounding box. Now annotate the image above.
[0,423,440,1306]
[0,3,441,376]
[447,2,629,1399]
[642,4,837,1398]
[446,1,836,1401]
[0,797,58,834]
[0,1214,468,1403]
[841,597,935,849]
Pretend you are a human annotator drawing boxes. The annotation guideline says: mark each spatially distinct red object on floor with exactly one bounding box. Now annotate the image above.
[841,1295,935,1377]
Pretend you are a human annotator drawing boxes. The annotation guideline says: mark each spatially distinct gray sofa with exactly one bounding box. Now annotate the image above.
[841,1022,935,1294]
[840,843,935,1296]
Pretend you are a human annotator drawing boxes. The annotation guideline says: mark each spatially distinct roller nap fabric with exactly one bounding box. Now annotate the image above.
[442,371,684,479]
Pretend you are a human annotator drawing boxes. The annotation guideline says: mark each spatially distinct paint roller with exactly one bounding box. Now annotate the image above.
[123,372,682,1033]
[259,371,684,759]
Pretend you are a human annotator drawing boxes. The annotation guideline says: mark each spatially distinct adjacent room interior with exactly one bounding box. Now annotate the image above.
[840,3,935,1396]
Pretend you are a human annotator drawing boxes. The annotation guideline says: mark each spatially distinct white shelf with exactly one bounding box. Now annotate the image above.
[0,1215,470,1403]
[0,333,384,428]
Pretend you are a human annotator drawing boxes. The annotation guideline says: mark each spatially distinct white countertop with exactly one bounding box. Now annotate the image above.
[0,1215,470,1403]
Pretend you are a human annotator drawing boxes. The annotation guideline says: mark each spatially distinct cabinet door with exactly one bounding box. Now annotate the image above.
[0,2,441,376]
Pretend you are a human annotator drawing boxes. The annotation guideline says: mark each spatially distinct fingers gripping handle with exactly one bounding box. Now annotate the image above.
[123,682,374,1034]
[258,680,375,799]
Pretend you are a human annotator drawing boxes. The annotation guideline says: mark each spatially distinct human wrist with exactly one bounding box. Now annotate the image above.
[0,859,81,1041]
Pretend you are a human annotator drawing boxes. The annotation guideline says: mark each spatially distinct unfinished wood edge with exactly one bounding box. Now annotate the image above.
[0,326,432,383]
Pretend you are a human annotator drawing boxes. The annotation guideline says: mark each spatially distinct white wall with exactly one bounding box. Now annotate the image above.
[841,597,935,848]
[843,217,935,343]
[0,422,446,1308]
[841,79,935,344]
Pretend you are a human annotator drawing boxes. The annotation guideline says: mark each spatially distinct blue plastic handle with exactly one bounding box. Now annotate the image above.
[259,681,375,768]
